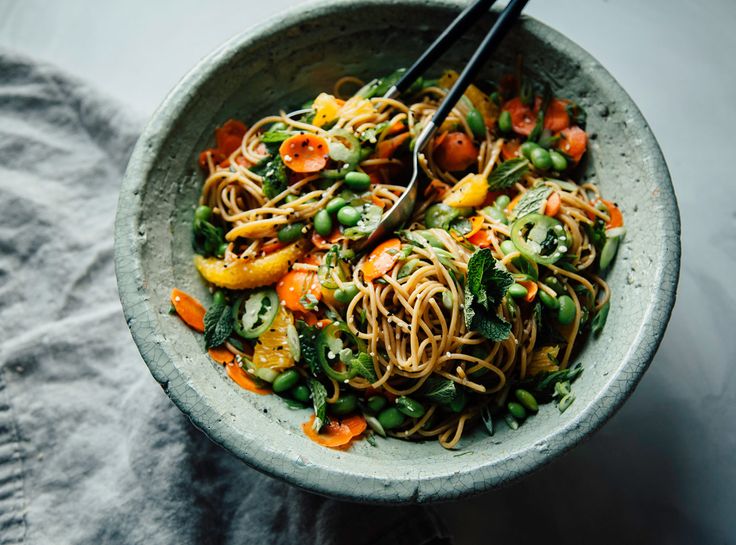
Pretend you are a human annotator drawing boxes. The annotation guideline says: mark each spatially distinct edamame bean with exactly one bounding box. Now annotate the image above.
[466,108,486,139]
[326,197,347,214]
[284,194,299,203]
[507,401,527,420]
[498,110,512,133]
[378,407,406,430]
[216,242,228,258]
[530,147,552,170]
[334,283,359,304]
[330,393,358,415]
[538,290,559,310]
[549,149,568,171]
[520,141,540,159]
[313,210,333,237]
[339,248,356,261]
[344,171,371,192]
[212,290,226,306]
[486,206,507,224]
[500,240,517,256]
[366,395,387,414]
[337,205,361,226]
[272,369,300,393]
[291,384,310,403]
[494,194,511,210]
[543,276,564,294]
[489,91,501,106]
[514,389,539,413]
[508,283,528,299]
[396,396,426,418]
[557,295,576,325]
[277,222,305,243]
[194,205,212,222]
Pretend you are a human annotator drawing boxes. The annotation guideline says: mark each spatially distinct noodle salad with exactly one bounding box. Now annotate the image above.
[170,67,624,450]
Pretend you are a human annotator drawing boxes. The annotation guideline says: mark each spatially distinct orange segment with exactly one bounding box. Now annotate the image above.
[252,306,295,371]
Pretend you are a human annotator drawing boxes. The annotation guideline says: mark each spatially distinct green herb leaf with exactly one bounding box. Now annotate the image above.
[308,378,329,431]
[420,377,457,405]
[296,320,322,377]
[528,361,583,396]
[192,218,225,258]
[463,249,514,340]
[487,158,529,190]
[203,297,233,348]
[349,352,377,382]
[261,130,293,143]
[509,184,553,221]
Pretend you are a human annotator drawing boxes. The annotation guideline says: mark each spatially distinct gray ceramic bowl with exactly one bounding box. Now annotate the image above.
[114,0,680,503]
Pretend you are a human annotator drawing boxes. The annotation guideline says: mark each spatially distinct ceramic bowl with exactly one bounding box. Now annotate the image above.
[114,0,680,502]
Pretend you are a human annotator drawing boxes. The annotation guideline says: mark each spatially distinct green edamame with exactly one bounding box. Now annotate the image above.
[498,110,512,133]
[530,147,552,170]
[549,149,568,171]
[326,197,347,214]
[508,283,528,299]
[378,407,406,430]
[277,222,305,243]
[500,240,517,256]
[313,210,333,237]
[366,395,387,414]
[557,295,576,325]
[334,283,359,304]
[272,369,299,393]
[538,290,559,310]
[194,205,212,222]
[514,389,539,413]
[330,393,358,415]
[494,194,511,210]
[466,108,486,139]
[520,141,540,159]
[508,401,527,420]
[344,171,371,192]
[291,384,310,403]
[337,205,361,226]
[396,396,426,418]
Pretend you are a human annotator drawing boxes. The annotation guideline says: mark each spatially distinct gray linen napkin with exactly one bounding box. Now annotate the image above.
[0,50,451,545]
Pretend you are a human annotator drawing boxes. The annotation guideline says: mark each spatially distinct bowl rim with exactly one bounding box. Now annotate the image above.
[114,0,681,503]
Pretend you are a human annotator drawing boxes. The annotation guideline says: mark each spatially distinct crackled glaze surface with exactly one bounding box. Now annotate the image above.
[114,0,680,502]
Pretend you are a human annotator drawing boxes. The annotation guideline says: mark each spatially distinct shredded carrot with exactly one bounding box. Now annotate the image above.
[302,415,360,448]
[376,132,411,158]
[362,238,401,281]
[371,194,386,208]
[279,133,330,173]
[311,227,343,250]
[424,179,452,200]
[543,99,570,132]
[588,198,624,229]
[545,191,561,217]
[261,241,285,255]
[518,280,538,303]
[468,229,492,248]
[501,139,522,161]
[170,288,206,332]
[433,131,478,172]
[385,120,406,136]
[276,269,322,312]
[558,126,587,163]
[226,362,271,395]
[208,346,235,365]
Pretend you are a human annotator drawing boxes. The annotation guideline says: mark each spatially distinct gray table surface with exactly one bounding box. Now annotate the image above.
[2,0,734,543]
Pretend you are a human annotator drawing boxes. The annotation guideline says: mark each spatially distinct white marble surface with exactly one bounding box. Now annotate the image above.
[2,0,734,542]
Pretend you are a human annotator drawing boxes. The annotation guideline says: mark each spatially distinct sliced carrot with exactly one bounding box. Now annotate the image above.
[506,192,523,213]
[544,191,561,217]
[171,288,206,333]
[468,229,492,248]
[587,198,624,229]
[452,215,484,241]
[215,119,247,155]
[208,346,235,365]
[376,132,411,159]
[424,179,452,200]
[558,126,587,163]
[362,238,402,281]
[504,97,541,136]
[543,99,570,132]
[371,194,386,208]
[198,148,227,170]
[276,269,322,312]
[501,139,522,161]
[433,131,478,172]
[386,120,406,136]
[518,280,538,303]
[226,361,270,395]
[261,240,285,255]
[341,414,367,437]
[311,227,343,250]
[302,415,356,448]
[279,133,330,173]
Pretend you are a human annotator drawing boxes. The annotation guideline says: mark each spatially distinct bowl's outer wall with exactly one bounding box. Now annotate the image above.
[114,0,680,503]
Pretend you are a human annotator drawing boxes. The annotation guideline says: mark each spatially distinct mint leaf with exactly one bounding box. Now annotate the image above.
[509,184,552,221]
[204,298,233,348]
[252,154,287,199]
[296,320,321,377]
[349,352,377,382]
[464,249,513,341]
[420,377,457,405]
[261,130,292,143]
[308,378,329,431]
[487,158,529,190]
